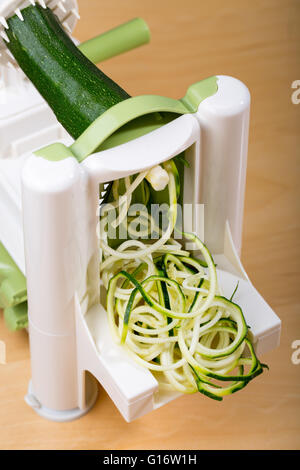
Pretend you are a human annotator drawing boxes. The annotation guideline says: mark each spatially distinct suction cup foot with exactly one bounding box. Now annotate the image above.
[25,379,98,423]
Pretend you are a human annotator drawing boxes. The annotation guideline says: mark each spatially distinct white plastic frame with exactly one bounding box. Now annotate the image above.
[0,76,281,422]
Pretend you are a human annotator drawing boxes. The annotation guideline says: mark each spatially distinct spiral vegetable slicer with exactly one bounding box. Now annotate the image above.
[0,1,281,422]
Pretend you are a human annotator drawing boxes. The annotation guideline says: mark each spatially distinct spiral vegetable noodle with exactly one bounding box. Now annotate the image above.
[100,162,267,401]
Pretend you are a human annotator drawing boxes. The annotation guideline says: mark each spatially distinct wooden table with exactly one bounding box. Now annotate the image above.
[0,0,299,450]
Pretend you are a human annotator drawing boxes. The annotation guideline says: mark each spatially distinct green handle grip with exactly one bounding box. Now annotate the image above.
[0,242,27,309]
[78,18,151,64]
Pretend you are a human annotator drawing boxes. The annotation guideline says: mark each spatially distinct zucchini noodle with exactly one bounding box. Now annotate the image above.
[100,161,267,401]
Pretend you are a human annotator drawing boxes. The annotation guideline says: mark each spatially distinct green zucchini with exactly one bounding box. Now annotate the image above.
[6,4,130,139]
[5,4,183,224]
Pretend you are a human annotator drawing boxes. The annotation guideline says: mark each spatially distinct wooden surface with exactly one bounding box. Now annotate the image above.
[0,0,299,450]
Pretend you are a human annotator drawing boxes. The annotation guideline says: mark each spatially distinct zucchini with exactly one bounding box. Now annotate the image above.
[6,5,130,139]
[5,4,184,234]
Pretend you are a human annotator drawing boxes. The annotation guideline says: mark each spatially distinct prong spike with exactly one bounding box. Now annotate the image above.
[6,49,14,60]
[0,31,10,43]
[15,8,24,21]
[63,21,72,33]
[0,17,9,29]
[72,8,80,20]
[38,0,47,8]
[58,1,67,13]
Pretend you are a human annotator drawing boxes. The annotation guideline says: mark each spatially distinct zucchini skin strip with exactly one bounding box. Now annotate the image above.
[120,273,186,342]
[193,296,248,359]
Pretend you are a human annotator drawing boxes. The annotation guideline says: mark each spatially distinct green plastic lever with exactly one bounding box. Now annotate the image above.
[78,18,150,64]
[70,76,219,162]
[4,302,28,331]
[37,77,218,162]
[0,242,27,310]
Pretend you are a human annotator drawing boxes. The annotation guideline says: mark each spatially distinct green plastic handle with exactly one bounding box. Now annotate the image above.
[70,77,219,162]
[4,302,28,331]
[78,18,150,64]
[0,242,27,309]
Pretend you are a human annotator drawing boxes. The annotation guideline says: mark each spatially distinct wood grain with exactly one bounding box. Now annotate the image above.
[0,0,299,450]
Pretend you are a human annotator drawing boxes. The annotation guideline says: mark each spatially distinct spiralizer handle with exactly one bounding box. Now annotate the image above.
[79,18,150,64]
